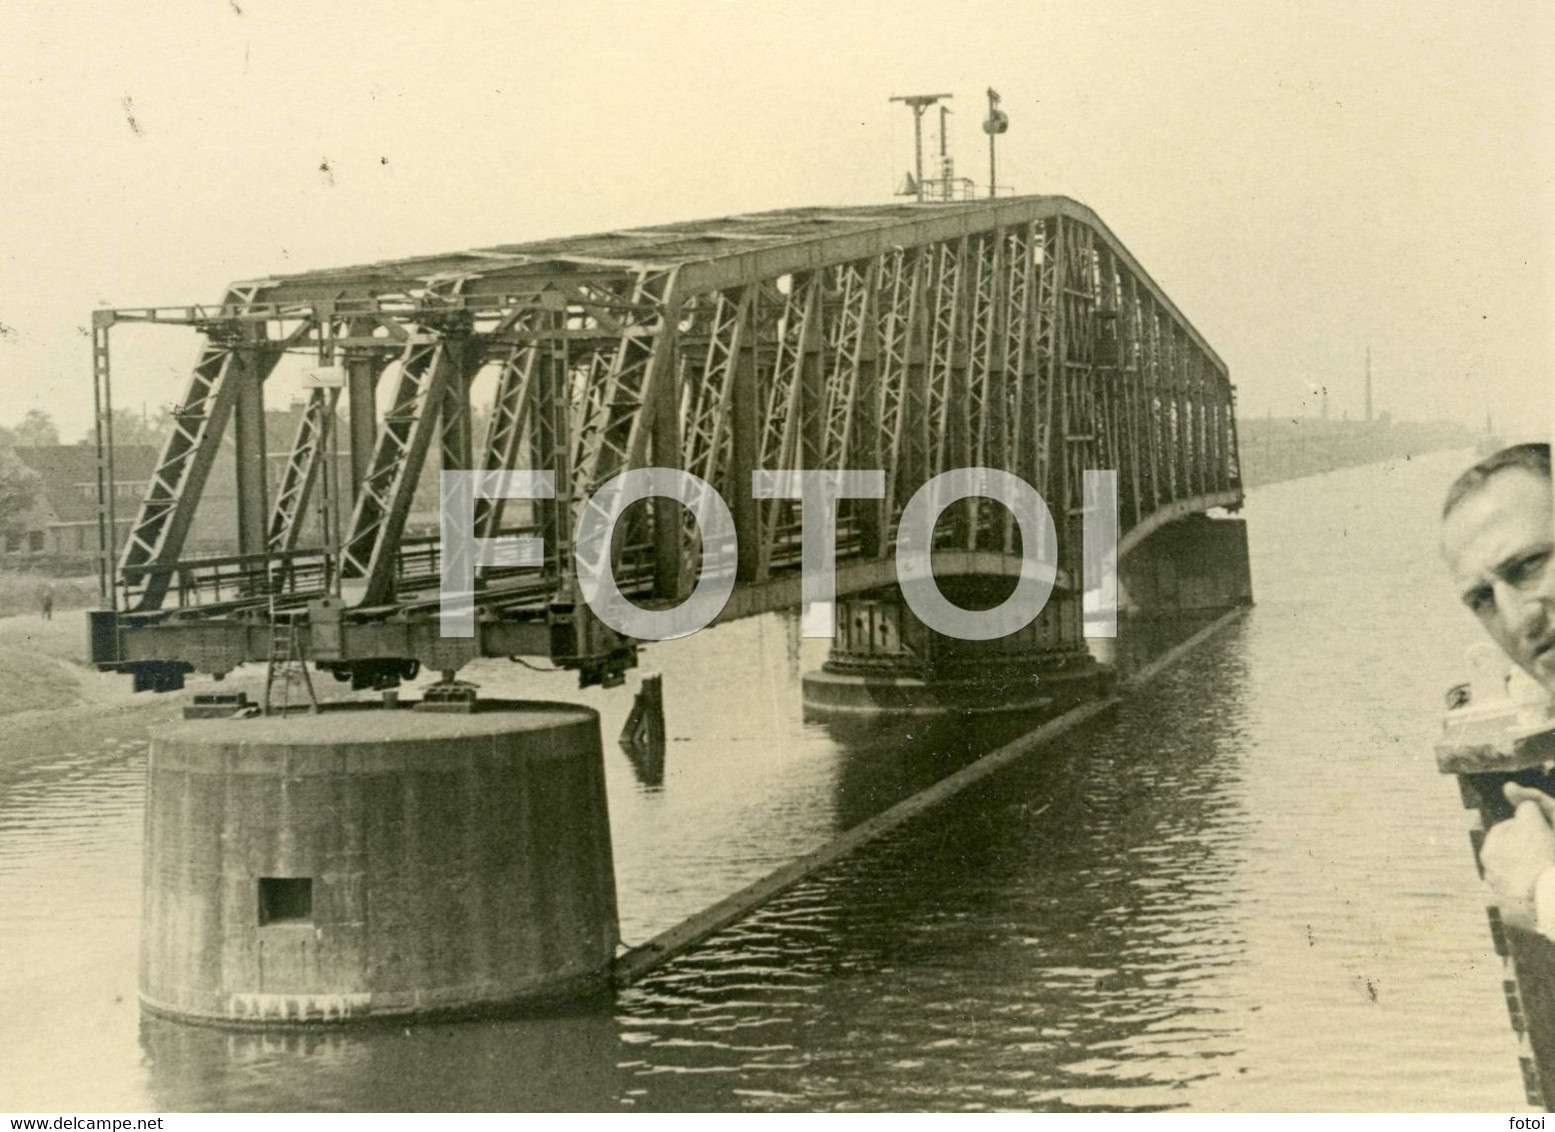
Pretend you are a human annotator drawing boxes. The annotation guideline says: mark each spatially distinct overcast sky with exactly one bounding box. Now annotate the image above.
[1,0,1550,442]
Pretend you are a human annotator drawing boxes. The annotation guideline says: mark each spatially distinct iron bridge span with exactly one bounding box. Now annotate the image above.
[86,195,1242,691]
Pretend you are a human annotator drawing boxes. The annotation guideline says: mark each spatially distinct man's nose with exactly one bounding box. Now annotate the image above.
[1498,579,1553,639]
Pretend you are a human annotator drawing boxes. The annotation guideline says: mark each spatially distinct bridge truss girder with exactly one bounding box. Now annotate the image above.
[90,195,1242,685]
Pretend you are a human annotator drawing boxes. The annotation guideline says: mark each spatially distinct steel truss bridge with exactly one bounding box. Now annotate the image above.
[87,195,1242,692]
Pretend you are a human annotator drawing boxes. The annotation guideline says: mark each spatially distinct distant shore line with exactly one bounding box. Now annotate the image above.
[1236,416,1474,489]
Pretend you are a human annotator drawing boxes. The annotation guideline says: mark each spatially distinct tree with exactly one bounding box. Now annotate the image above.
[78,407,171,451]
[13,409,59,448]
[0,441,39,535]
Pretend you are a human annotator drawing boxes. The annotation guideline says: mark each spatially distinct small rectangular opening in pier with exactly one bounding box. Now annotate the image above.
[258,877,313,925]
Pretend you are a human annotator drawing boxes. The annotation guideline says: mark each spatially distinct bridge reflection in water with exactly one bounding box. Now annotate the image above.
[140,1010,626,1113]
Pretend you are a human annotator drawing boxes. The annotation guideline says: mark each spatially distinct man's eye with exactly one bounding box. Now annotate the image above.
[1508,550,1553,585]
[1467,588,1496,616]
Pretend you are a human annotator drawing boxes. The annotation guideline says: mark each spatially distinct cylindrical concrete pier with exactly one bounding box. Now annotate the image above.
[140,702,617,1027]
[803,588,1100,716]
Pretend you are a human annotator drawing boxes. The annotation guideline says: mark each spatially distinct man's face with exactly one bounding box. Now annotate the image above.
[1442,468,1555,690]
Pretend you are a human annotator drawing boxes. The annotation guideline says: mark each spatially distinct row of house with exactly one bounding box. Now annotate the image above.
[4,444,158,561]
[2,402,445,570]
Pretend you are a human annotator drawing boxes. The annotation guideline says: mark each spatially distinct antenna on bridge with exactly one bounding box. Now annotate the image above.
[937,104,954,201]
[890,92,952,203]
[984,88,1009,198]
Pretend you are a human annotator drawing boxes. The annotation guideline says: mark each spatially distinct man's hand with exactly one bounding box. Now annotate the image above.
[1505,783,1555,822]
[1482,784,1555,928]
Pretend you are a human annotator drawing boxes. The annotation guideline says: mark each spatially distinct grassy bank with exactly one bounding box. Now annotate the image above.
[0,571,98,619]
[0,610,95,712]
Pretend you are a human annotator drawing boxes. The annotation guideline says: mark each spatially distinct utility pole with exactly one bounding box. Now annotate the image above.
[890,92,952,203]
[1364,345,1373,423]
[984,88,1008,198]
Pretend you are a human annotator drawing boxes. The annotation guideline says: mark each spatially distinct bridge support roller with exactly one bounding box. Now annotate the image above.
[140,703,618,1026]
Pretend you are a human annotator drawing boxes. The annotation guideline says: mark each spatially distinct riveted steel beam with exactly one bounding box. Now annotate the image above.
[119,286,279,611]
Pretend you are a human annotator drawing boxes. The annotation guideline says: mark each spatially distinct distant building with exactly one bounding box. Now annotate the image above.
[4,445,157,561]
[4,404,448,570]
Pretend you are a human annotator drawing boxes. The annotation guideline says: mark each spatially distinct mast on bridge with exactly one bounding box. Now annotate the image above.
[889,92,952,203]
[984,88,1008,199]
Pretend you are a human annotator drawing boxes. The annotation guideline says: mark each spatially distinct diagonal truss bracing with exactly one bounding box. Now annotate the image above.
[340,333,460,604]
[678,288,750,582]
[568,269,681,582]
[821,260,875,473]
[267,386,338,553]
[876,248,928,528]
[756,272,821,571]
[118,285,278,611]
[473,322,541,541]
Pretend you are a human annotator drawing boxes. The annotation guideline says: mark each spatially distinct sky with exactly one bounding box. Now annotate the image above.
[0,0,1551,442]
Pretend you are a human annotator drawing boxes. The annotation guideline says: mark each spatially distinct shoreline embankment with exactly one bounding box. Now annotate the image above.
[1236,416,1473,488]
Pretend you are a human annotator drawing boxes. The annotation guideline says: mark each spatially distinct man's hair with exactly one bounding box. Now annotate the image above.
[1442,442,1552,518]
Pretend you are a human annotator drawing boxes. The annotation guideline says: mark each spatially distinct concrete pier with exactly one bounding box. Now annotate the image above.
[1113,515,1253,676]
[140,702,618,1027]
[802,582,1099,716]
[1119,515,1253,620]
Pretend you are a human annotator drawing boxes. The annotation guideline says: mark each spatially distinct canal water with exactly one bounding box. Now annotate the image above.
[0,448,1526,1111]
